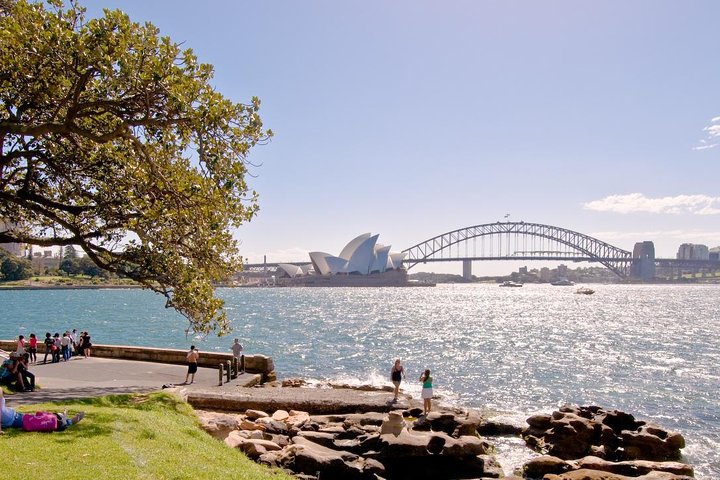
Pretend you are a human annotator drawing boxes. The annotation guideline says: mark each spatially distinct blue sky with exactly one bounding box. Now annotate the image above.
[87,1,719,274]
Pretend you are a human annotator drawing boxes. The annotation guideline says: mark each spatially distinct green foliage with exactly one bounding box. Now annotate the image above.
[0,253,33,280]
[0,1,272,335]
[4,393,293,480]
[63,245,79,259]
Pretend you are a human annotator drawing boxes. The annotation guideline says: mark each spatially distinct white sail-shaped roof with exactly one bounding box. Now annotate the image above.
[309,251,332,276]
[325,255,349,274]
[388,252,406,270]
[277,263,304,278]
[371,245,391,273]
[339,233,371,260]
[346,234,379,274]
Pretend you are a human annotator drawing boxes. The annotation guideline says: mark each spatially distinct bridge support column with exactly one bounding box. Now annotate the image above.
[462,260,472,281]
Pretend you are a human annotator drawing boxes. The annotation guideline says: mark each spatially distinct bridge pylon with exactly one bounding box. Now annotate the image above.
[462,259,472,280]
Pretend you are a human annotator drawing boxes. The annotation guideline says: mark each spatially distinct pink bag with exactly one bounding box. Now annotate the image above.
[22,412,58,432]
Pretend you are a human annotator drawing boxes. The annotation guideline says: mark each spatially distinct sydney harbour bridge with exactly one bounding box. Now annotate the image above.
[246,221,719,280]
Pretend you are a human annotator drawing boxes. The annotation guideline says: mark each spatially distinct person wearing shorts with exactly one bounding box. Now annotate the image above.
[420,369,433,415]
[184,346,199,384]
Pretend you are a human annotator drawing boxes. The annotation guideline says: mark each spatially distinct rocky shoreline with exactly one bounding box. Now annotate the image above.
[187,381,694,480]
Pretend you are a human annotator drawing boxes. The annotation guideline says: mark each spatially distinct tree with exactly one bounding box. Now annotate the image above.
[0,253,33,281]
[63,245,78,259]
[0,1,271,335]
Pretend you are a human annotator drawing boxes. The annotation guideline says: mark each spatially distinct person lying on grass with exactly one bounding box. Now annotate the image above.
[0,390,84,434]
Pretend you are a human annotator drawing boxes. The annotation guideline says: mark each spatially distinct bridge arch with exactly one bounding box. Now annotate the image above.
[401,222,633,277]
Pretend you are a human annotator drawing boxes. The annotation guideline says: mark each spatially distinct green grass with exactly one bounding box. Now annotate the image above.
[3,392,294,480]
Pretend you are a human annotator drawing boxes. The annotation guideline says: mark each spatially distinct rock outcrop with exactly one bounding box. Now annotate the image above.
[521,406,693,480]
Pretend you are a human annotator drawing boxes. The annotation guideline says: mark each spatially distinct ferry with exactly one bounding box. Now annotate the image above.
[499,280,523,287]
[550,278,575,286]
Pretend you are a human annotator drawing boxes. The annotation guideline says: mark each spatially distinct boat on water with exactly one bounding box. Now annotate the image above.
[576,287,595,295]
[499,280,523,287]
[550,278,575,286]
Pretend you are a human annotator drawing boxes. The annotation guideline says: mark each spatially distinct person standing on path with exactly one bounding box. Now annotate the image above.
[184,346,199,384]
[42,332,53,364]
[230,338,244,373]
[390,359,406,401]
[419,369,433,415]
[81,332,92,358]
[27,333,37,364]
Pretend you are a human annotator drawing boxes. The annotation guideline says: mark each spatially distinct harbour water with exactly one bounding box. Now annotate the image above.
[1,284,718,478]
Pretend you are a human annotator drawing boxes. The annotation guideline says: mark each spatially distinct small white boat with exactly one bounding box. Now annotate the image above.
[499,281,523,287]
[575,287,595,295]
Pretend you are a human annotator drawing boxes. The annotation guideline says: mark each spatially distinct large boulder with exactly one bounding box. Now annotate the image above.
[290,436,382,479]
[543,468,694,479]
[523,455,571,478]
[575,456,694,477]
[195,410,243,440]
[522,406,686,462]
[380,411,406,436]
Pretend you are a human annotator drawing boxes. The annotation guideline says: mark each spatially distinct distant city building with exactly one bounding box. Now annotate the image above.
[557,264,568,277]
[631,241,656,280]
[539,267,551,281]
[277,233,406,278]
[677,243,710,260]
[710,247,720,262]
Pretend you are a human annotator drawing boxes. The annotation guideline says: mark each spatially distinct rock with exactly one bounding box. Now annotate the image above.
[281,378,307,387]
[380,411,406,436]
[621,425,685,461]
[239,419,265,431]
[527,413,553,429]
[523,406,685,463]
[224,430,248,449]
[291,436,372,479]
[478,418,523,436]
[479,454,505,478]
[544,468,694,479]
[296,431,338,449]
[575,456,694,477]
[195,410,243,440]
[245,409,269,420]
[523,455,571,478]
[255,416,289,434]
[271,409,290,422]
[286,410,311,428]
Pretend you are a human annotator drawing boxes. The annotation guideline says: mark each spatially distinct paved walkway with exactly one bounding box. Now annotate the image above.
[4,356,260,406]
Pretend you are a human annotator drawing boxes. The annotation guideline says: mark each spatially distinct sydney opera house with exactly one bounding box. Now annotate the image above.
[275,233,411,286]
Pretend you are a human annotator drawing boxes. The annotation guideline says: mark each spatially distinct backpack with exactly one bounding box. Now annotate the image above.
[22,412,58,432]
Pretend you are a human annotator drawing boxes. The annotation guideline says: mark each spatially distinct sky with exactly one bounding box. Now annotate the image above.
[85,1,719,275]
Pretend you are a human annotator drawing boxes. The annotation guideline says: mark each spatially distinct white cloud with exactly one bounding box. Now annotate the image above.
[583,193,720,215]
[693,116,720,150]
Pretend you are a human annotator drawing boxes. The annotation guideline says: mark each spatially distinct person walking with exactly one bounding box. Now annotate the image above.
[15,335,25,356]
[52,333,62,363]
[230,338,244,373]
[419,369,433,415]
[60,332,71,362]
[184,346,199,384]
[390,359,406,401]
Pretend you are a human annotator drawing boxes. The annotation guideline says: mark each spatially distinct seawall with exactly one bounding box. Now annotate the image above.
[0,340,276,382]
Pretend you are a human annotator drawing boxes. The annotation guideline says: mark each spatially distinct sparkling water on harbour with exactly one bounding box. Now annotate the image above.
[1,284,718,478]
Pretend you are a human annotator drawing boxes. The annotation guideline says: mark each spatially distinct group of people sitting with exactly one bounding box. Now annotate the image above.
[0,350,35,392]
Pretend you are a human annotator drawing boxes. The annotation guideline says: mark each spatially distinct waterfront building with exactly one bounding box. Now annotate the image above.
[277,233,406,279]
[677,243,710,261]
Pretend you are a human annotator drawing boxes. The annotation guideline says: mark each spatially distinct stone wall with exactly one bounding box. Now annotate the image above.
[0,340,275,381]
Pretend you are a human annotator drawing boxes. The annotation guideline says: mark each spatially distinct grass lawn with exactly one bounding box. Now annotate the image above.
[3,392,293,480]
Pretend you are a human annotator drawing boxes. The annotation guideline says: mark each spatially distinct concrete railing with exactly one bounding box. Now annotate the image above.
[0,340,276,382]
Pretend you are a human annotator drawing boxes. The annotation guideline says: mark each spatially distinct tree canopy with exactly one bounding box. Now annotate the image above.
[0,0,271,335]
